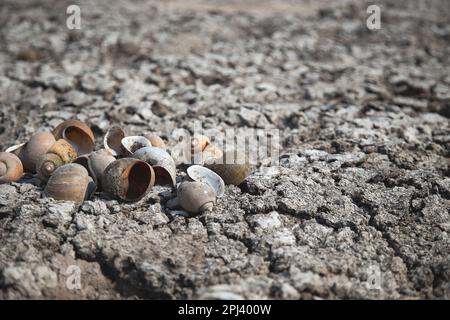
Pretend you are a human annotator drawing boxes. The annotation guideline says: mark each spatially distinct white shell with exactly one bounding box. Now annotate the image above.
[5,143,26,154]
[121,136,152,156]
[187,165,225,197]
[177,181,216,214]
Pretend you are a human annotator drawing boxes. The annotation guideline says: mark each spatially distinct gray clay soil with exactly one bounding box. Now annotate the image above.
[0,0,449,299]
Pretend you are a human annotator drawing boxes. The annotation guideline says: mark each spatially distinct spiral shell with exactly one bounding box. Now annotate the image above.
[0,152,23,184]
[102,158,155,202]
[205,150,252,185]
[133,147,176,187]
[53,120,95,155]
[36,139,78,182]
[6,131,56,173]
[187,165,225,197]
[74,149,115,189]
[177,181,216,214]
[44,163,96,204]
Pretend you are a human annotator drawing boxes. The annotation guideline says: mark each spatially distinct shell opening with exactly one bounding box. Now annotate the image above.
[104,127,126,156]
[64,126,94,155]
[125,162,152,200]
[154,166,174,186]
[128,142,147,154]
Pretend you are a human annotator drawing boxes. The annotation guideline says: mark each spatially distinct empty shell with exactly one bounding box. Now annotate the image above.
[6,131,56,173]
[121,136,152,156]
[0,152,23,184]
[74,149,115,189]
[187,165,225,197]
[205,150,252,185]
[36,139,78,182]
[102,158,155,202]
[104,126,126,156]
[44,163,96,204]
[202,144,223,164]
[53,120,95,155]
[144,132,166,149]
[177,181,216,214]
[191,135,210,154]
[133,147,176,187]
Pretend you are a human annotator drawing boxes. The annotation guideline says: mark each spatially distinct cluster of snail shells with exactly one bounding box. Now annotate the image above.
[175,147,252,214]
[100,126,174,202]
[2,120,97,203]
[2,122,254,212]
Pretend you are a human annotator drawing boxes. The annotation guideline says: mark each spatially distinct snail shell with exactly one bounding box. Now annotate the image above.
[36,139,78,182]
[144,132,166,149]
[187,165,225,197]
[205,150,252,185]
[6,131,56,173]
[177,181,216,214]
[102,158,155,202]
[202,143,223,164]
[121,136,152,156]
[44,163,96,204]
[52,120,95,155]
[74,149,115,189]
[191,135,210,154]
[0,152,23,184]
[104,126,126,156]
[133,147,176,187]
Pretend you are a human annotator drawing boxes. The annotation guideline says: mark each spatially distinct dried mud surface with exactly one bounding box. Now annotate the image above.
[0,0,449,299]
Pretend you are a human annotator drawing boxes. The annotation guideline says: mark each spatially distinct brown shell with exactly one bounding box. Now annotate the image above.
[205,150,252,185]
[0,152,23,184]
[74,149,115,189]
[133,147,176,187]
[102,158,155,202]
[177,181,216,214]
[104,126,126,156]
[202,143,223,163]
[36,139,78,182]
[191,135,210,154]
[144,133,166,149]
[44,163,96,204]
[7,131,56,173]
[53,120,95,155]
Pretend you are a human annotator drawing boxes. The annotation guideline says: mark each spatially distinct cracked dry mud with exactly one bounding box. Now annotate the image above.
[0,0,449,299]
